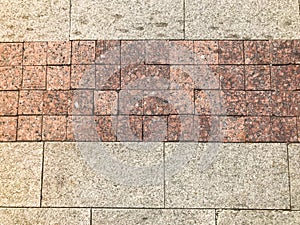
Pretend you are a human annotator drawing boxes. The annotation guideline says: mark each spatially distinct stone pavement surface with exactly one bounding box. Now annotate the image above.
[1,0,300,224]
[0,39,300,224]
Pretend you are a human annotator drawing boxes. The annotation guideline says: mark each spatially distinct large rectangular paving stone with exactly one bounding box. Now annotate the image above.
[289,144,300,209]
[0,208,90,225]
[0,143,43,207]
[165,143,290,208]
[42,142,164,207]
[71,0,184,39]
[92,209,215,225]
[186,0,300,39]
[217,210,300,225]
[0,0,70,41]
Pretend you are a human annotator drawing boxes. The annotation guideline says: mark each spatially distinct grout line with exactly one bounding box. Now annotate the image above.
[287,144,292,210]
[90,208,92,225]
[215,209,218,225]
[40,142,45,207]
[0,206,299,211]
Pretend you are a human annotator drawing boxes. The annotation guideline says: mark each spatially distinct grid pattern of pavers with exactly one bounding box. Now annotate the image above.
[1,40,300,224]
[0,40,300,142]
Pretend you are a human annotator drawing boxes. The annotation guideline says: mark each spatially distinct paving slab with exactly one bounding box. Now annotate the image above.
[0,0,70,41]
[92,209,215,225]
[0,208,90,225]
[289,144,300,209]
[165,143,290,209]
[0,143,43,206]
[42,142,164,207]
[70,0,184,39]
[185,0,300,39]
[217,210,300,225]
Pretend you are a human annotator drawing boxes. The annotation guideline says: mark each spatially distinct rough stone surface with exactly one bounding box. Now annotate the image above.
[42,142,164,207]
[0,208,90,225]
[92,209,215,225]
[0,143,43,206]
[185,0,300,39]
[165,143,290,209]
[0,0,69,41]
[289,144,300,209]
[71,0,184,39]
[217,210,300,225]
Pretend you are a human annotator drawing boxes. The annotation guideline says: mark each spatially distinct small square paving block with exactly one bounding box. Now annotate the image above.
[143,116,168,142]
[43,91,70,115]
[17,116,42,141]
[72,41,95,64]
[220,116,246,142]
[272,91,295,116]
[47,41,71,65]
[194,116,220,142]
[22,66,46,90]
[69,90,93,115]
[0,143,43,207]
[94,91,118,115]
[194,41,218,64]
[218,41,244,64]
[42,116,67,141]
[23,42,47,65]
[195,90,221,115]
[119,90,143,115]
[0,66,22,90]
[168,115,195,141]
[0,91,18,115]
[95,116,117,141]
[19,90,43,115]
[245,65,271,90]
[117,115,143,141]
[245,116,271,142]
[271,65,300,90]
[95,40,120,64]
[47,66,70,90]
[67,116,100,141]
[271,117,298,142]
[95,65,120,90]
[244,41,270,64]
[121,41,146,65]
[246,91,272,116]
[270,40,294,64]
[0,117,17,141]
[221,91,246,115]
[0,43,23,66]
[219,65,245,90]
[71,64,96,89]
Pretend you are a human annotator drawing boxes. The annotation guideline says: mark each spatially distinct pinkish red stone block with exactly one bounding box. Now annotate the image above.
[0,91,18,115]
[0,66,22,90]
[95,65,120,90]
[0,43,23,66]
[219,65,244,90]
[220,116,246,142]
[19,90,43,115]
[47,41,71,65]
[0,117,17,141]
[71,65,96,89]
[94,91,118,115]
[117,115,143,141]
[72,41,95,64]
[246,91,272,116]
[270,40,294,64]
[245,65,271,90]
[271,117,298,142]
[221,91,246,115]
[42,116,67,141]
[245,116,271,142]
[17,116,42,141]
[244,41,270,64]
[23,42,47,65]
[95,40,120,64]
[218,41,244,64]
[194,41,218,64]
[47,66,70,90]
[22,66,46,89]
